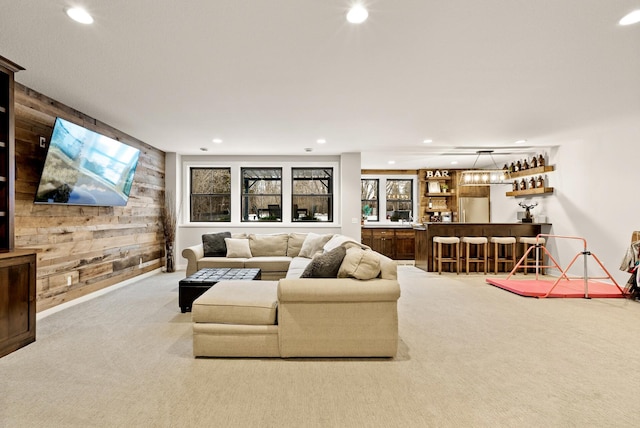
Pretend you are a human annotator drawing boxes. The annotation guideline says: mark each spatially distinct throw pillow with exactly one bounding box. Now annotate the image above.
[248,233,289,257]
[202,232,231,257]
[338,247,381,280]
[300,246,347,278]
[224,238,252,258]
[298,233,334,258]
[323,234,370,253]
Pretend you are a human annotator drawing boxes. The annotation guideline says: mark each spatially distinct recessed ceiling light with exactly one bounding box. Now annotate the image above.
[66,7,94,24]
[619,10,640,26]
[347,4,368,24]
[514,139,527,144]
[316,139,326,144]
[212,138,223,144]
[423,139,433,144]
[451,161,458,165]
[388,160,395,165]
[200,147,208,152]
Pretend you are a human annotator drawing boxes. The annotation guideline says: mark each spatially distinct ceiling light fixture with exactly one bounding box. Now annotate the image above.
[200,147,209,152]
[459,150,511,186]
[619,10,640,26]
[66,7,94,24]
[316,139,326,144]
[423,139,433,144]
[347,4,368,24]
[212,138,223,144]
[514,139,527,144]
[388,160,396,165]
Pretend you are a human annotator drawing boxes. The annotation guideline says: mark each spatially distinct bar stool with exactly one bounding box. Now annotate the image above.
[519,237,546,274]
[461,237,488,274]
[432,236,460,274]
[490,236,517,274]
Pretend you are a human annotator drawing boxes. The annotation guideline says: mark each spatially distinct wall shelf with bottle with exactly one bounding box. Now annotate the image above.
[504,154,555,198]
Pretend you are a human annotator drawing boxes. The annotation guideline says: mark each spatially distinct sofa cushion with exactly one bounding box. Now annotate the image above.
[300,246,347,278]
[192,280,279,325]
[338,247,381,280]
[287,233,307,257]
[249,233,289,257]
[202,232,231,257]
[285,257,311,279]
[198,257,247,269]
[298,233,334,258]
[244,256,292,272]
[225,238,252,258]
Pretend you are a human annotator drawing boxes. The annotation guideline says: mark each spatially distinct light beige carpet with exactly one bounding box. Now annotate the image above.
[1,267,640,427]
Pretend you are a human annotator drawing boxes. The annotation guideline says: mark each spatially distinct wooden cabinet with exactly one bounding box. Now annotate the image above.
[362,228,415,260]
[0,251,37,358]
[395,229,416,260]
[0,56,23,251]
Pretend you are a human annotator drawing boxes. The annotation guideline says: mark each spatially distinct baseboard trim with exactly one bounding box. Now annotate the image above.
[37,268,162,320]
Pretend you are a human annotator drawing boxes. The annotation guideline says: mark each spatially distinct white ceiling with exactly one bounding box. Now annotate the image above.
[1,1,639,169]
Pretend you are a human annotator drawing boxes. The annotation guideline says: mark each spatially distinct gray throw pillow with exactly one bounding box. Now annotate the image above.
[300,246,347,278]
[202,232,231,257]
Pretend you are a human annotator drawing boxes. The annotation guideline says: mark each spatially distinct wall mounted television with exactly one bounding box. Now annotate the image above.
[34,117,140,207]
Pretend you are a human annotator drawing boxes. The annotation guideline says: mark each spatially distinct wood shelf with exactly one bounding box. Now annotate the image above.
[424,192,453,197]
[506,187,554,197]
[421,177,451,182]
[508,165,554,179]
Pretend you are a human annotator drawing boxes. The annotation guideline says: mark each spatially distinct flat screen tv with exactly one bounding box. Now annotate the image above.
[34,117,140,206]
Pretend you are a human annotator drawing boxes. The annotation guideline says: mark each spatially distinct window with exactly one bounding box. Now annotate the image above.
[190,168,231,222]
[291,168,333,222]
[361,179,379,221]
[241,168,282,222]
[386,179,413,221]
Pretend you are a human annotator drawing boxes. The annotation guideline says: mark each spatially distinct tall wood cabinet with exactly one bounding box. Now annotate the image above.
[0,55,35,358]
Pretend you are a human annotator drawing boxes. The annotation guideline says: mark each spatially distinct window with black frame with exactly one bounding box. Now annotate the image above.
[386,179,413,221]
[361,179,379,221]
[291,168,333,222]
[190,167,231,222]
[241,168,282,222]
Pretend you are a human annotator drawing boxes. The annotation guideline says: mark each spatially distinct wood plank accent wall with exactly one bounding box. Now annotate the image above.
[13,84,166,311]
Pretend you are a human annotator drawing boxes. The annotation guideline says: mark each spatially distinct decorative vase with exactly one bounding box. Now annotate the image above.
[165,241,175,273]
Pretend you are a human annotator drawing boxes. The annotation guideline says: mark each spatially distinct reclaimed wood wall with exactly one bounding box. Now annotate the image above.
[13,84,165,311]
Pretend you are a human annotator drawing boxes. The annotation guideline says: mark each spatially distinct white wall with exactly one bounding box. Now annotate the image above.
[340,152,363,241]
[491,113,640,284]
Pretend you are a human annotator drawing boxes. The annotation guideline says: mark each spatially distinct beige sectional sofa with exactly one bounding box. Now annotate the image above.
[184,232,401,358]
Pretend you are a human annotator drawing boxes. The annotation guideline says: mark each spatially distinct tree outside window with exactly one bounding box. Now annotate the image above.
[361,179,379,221]
[241,168,282,222]
[291,168,333,222]
[190,167,231,222]
[386,179,413,221]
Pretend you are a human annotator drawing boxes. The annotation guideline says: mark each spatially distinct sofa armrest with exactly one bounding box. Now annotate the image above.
[278,278,400,302]
[182,244,205,276]
[277,278,400,358]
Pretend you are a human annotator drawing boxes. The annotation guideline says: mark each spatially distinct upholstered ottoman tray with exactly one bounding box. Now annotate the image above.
[192,280,279,358]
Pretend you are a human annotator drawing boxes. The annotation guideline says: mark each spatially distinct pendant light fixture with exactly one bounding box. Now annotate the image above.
[459,150,512,186]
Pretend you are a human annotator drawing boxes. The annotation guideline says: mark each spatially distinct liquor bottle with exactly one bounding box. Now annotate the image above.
[520,178,527,190]
[538,154,545,167]
[536,175,544,188]
[515,160,521,172]
[522,159,529,170]
[528,177,535,189]
[428,198,433,209]
[513,180,519,191]
[509,162,515,172]
[531,156,538,168]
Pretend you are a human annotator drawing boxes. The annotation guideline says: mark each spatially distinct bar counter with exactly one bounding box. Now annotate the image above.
[414,222,551,272]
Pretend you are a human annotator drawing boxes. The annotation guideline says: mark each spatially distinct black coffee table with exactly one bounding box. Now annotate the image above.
[178,268,262,312]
